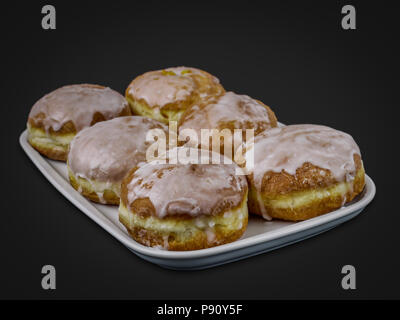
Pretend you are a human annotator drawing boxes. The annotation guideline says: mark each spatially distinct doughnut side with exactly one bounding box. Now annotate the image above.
[27,107,131,161]
[118,194,248,251]
[126,95,192,124]
[27,123,74,161]
[68,166,120,205]
[247,156,365,221]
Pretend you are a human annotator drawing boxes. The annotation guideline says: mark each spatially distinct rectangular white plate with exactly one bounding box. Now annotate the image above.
[20,130,376,270]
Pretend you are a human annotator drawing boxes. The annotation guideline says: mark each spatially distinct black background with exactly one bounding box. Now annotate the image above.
[1,0,398,299]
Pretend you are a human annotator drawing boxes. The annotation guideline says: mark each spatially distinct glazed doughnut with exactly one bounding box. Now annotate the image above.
[27,84,131,161]
[178,91,278,159]
[67,116,168,205]
[119,149,248,251]
[125,67,225,124]
[244,124,365,221]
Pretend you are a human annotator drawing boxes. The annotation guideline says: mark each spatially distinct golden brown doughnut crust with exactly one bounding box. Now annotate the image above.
[119,206,248,251]
[247,154,365,221]
[68,169,120,205]
[27,132,69,161]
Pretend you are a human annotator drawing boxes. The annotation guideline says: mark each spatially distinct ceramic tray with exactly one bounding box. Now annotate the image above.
[20,130,376,270]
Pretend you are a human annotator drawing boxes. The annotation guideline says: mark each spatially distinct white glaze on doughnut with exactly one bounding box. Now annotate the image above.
[126,149,247,218]
[68,116,168,183]
[245,124,361,190]
[127,67,220,108]
[29,84,128,132]
[179,91,274,132]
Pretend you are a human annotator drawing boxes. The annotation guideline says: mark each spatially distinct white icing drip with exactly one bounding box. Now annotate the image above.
[153,245,166,250]
[262,212,272,221]
[125,148,247,218]
[68,116,168,183]
[162,235,169,249]
[127,66,221,108]
[194,218,206,228]
[223,211,232,218]
[205,229,216,243]
[256,191,272,221]
[341,194,347,207]
[29,84,128,132]
[96,192,106,204]
[245,124,361,191]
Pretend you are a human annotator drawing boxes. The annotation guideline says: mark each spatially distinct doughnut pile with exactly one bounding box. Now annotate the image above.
[26,66,366,251]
